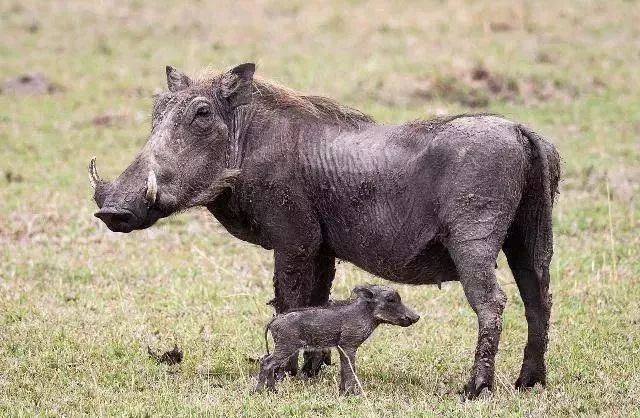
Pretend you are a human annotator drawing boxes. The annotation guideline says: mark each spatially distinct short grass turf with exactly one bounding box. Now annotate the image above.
[1,1,639,417]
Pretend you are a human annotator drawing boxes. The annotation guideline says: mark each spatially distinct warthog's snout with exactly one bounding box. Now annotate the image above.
[94,207,139,233]
[90,158,165,233]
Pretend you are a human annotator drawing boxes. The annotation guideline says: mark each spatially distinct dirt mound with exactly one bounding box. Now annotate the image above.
[377,65,580,108]
[1,73,60,95]
[419,65,578,107]
[147,344,183,365]
[608,167,640,202]
[91,113,130,128]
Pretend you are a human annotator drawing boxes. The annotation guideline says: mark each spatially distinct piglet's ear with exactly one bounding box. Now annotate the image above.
[166,66,192,92]
[352,285,374,300]
[220,62,255,108]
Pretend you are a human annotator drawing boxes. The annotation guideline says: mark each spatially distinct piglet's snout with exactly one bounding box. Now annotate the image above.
[401,309,420,326]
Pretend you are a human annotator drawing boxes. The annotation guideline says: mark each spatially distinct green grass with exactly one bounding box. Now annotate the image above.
[1,1,639,416]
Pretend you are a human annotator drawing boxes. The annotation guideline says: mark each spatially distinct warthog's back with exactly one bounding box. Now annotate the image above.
[298,115,528,284]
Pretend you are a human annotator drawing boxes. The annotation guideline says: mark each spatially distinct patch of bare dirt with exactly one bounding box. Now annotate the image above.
[608,167,640,203]
[90,113,130,128]
[381,65,580,108]
[1,73,60,95]
[4,170,24,183]
[488,21,515,32]
[448,65,576,106]
[0,211,64,244]
[468,65,520,101]
[147,344,183,365]
[409,75,493,108]
[145,332,183,367]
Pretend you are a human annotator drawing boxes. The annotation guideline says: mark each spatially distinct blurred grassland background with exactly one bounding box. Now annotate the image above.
[0,1,639,417]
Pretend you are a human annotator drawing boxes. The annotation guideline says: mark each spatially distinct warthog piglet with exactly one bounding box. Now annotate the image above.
[255,284,420,394]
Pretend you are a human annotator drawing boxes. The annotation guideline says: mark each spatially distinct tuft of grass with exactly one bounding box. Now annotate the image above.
[1,0,639,416]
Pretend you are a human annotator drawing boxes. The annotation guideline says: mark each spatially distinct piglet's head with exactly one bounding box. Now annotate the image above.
[352,284,420,327]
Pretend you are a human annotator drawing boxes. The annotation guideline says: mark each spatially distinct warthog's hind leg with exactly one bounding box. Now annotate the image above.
[503,232,551,389]
[448,239,507,399]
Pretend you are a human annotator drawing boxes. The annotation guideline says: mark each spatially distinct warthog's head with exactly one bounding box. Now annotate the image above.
[90,63,255,232]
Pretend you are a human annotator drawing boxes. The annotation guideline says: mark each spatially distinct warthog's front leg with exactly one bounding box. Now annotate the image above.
[301,247,335,377]
[272,248,319,377]
[302,349,331,378]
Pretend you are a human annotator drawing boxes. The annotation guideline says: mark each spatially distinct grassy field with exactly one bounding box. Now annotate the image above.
[1,1,639,416]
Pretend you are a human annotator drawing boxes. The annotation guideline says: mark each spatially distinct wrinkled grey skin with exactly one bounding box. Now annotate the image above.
[256,284,420,394]
[90,63,560,399]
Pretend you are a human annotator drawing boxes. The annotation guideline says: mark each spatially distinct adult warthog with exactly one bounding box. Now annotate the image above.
[90,63,560,398]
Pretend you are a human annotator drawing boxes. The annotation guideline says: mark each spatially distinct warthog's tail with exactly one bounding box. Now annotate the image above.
[263,316,277,356]
[501,125,560,388]
[514,124,561,296]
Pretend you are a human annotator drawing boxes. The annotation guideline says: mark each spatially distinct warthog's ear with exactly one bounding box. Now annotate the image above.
[352,284,374,300]
[166,65,192,92]
[220,63,255,108]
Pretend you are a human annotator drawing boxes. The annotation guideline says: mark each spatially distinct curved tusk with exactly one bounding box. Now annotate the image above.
[88,156,100,189]
[146,170,157,205]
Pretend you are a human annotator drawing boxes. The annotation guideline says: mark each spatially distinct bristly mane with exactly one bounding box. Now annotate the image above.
[251,78,374,126]
[198,71,374,126]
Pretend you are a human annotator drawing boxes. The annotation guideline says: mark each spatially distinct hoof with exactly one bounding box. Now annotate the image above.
[253,383,277,394]
[339,384,361,396]
[515,366,546,390]
[460,376,492,400]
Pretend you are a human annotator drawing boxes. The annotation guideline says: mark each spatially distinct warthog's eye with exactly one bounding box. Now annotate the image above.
[189,99,214,131]
[195,104,211,118]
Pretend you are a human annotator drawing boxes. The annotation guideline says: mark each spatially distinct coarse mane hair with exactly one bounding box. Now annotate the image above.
[250,78,374,126]
[197,70,374,126]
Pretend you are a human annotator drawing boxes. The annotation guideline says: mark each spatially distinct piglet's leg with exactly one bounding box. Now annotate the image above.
[337,346,360,395]
[254,355,272,392]
[265,346,300,391]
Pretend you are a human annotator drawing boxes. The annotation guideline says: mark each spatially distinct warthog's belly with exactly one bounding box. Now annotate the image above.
[332,234,459,285]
